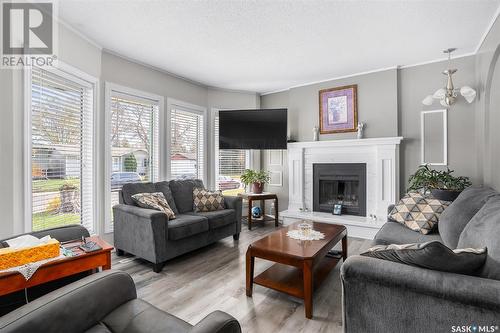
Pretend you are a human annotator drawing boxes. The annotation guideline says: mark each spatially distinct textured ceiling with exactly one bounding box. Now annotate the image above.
[59,0,500,93]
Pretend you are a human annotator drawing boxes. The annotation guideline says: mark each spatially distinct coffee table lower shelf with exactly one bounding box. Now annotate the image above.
[253,255,340,299]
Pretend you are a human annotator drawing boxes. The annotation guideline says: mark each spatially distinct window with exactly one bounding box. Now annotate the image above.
[29,66,95,232]
[170,107,205,180]
[214,111,249,195]
[112,157,121,172]
[106,86,160,232]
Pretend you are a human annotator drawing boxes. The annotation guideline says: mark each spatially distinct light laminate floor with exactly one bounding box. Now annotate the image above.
[111,223,371,333]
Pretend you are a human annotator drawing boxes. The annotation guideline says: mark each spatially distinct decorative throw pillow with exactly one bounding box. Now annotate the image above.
[131,192,176,219]
[389,192,450,234]
[360,241,487,275]
[193,188,225,212]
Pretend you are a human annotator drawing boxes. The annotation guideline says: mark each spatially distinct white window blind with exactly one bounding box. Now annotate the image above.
[170,109,204,180]
[108,91,160,230]
[30,67,94,232]
[214,113,248,194]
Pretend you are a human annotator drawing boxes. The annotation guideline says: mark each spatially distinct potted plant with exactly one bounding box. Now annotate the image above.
[407,165,472,201]
[240,169,270,194]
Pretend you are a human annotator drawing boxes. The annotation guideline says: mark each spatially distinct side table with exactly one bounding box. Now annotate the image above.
[237,192,279,230]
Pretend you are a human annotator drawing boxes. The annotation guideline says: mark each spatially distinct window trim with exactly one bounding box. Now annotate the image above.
[166,98,207,183]
[104,82,164,233]
[23,62,99,234]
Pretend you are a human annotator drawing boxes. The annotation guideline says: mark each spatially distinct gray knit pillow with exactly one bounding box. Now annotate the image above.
[361,241,486,275]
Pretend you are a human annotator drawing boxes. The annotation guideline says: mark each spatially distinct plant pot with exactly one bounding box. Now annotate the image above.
[251,182,264,194]
[430,189,462,202]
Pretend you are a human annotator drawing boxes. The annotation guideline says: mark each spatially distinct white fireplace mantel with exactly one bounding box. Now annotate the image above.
[282,137,403,239]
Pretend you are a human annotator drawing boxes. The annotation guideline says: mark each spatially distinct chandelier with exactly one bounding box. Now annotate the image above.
[422,48,476,107]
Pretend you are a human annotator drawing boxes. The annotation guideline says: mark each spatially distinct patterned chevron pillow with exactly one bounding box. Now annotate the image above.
[389,192,451,234]
[193,188,225,212]
[131,192,176,219]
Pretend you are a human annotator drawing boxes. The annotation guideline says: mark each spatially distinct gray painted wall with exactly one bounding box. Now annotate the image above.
[399,55,478,190]
[261,57,479,213]
[476,15,500,191]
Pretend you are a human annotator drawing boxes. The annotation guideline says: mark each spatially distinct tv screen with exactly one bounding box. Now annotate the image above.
[219,109,287,149]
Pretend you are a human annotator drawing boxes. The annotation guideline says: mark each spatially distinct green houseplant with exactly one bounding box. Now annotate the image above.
[240,169,271,194]
[407,165,472,201]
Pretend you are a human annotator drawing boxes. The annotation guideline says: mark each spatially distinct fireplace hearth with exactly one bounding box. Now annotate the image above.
[313,163,366,216]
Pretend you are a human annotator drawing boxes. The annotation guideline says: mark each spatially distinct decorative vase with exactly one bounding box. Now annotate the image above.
[312,126,319,141]
[357,122,365,139]
[430,189,462,201]
[251,182,264,194]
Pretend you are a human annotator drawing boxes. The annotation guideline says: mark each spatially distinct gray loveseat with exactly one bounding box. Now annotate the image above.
[341,186,500,333]
[0,270,241,333]
[113,179,242,272]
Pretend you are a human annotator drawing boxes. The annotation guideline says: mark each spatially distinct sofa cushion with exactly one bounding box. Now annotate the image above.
[458,196,500,280]
[374,221,442,246]
[131,192,176,219]
[193,188,225,212]
[169,179,204,213]
[102,299,192,333]
[168,214,208,240]
[188,209,236,229]
[155,181,179,215]
[439,186,498,249]
[361,241,487,275]
[85,324,112,333]
[121,183,156,206]
[389,192,450,234]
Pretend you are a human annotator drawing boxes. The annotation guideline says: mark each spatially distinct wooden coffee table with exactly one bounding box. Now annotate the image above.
[246,221,347,319]
[0,236,113,297]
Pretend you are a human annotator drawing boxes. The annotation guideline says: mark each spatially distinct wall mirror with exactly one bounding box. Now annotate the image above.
[421,109,447,166]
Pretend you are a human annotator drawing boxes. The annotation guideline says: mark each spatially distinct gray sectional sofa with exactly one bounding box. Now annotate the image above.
[113,179,242,272]
[1,270,241,333]
[341,186,500,333]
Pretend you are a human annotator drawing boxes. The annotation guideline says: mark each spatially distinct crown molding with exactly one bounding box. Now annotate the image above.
[260,66,398,96]
[474,3,500,53]
[56,17,103,51]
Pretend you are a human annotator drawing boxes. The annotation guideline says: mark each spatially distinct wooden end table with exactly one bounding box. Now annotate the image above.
[0,236,113,297]
[237,192,279,230]
[246,221,347,319]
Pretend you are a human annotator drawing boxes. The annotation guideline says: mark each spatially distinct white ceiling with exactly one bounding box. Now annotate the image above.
[59,0,500,94]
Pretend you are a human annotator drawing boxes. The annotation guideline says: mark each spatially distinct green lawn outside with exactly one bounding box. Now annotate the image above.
[32,178,80,193]
[32,212,80,231]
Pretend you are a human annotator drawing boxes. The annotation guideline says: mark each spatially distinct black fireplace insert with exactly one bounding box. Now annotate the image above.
[313,163,366,216]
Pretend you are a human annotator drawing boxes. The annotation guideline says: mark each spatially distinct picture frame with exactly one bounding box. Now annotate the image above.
[319,84,358,134]
[333,204,342,215]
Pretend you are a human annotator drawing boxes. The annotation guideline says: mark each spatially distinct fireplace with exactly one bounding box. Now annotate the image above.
[313,163,366,216]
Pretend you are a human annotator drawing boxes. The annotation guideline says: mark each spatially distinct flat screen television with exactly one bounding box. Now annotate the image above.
[219,109,287,149]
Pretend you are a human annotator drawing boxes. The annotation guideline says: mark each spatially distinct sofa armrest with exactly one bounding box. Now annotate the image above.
[190,310,241,333]
[113,204,168,263]
[341,256,500,332]
[224,196,242,233]
[0,271,136,333]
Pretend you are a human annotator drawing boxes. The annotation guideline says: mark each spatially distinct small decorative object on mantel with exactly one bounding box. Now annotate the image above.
[333,204,342,215]
[319,84,358,134]
[357,122,365,139]
[287,222,326,241]
[312,126,319,141]
[407,164,472,201]
[422,48,477,107]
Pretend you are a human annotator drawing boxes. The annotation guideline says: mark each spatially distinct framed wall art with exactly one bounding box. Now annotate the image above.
[319,84,358,134]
